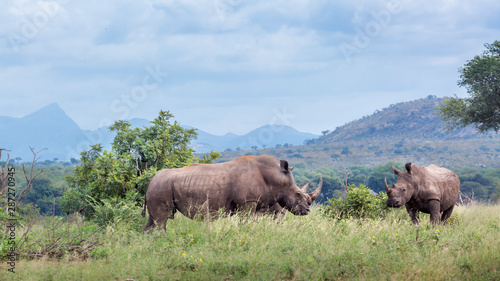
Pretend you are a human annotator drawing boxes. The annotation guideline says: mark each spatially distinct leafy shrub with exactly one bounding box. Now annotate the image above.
[89,191,144,228]
[321,184,389,220]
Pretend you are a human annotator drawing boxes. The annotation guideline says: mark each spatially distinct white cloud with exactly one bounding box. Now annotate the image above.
[0,0,498,135]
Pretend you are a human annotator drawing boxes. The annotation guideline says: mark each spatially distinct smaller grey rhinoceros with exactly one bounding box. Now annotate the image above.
[385,163,460,224]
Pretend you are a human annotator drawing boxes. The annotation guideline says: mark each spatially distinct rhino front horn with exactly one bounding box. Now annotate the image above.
[384,178,392,194]
[309,177,323,201]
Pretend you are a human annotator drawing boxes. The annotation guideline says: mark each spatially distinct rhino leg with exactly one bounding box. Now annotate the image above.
[405,205,419,224]
[147,198,176,231]
[143,213,155,232]
[440,204,455,223]
[428,200,441,225]
[238,202,258,217]
[277,209,287,222]
[273,204,287,222]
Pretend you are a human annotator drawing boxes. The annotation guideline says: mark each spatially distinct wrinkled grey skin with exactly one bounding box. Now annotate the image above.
[263,177,323,221]
[385,163,460,224]
[143,155,313,231]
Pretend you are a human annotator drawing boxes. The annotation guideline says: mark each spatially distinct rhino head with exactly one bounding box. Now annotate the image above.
[385,163,414,208]
[299,177,323,206]
[275,160,323,216]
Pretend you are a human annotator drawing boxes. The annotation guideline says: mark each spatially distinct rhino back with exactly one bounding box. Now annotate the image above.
[419,165,460,210]
[167,157,277,216]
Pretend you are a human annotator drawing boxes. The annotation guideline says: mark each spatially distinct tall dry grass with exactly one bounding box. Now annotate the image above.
[1,204,499,280]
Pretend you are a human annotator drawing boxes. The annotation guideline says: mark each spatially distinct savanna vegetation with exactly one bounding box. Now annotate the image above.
[2,158,500,220]
[2,41,500,280]
[1,203,499,280]
[1,127,500,281]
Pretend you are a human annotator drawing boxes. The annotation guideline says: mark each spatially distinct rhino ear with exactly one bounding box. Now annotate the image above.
[405,163,412,175]
[280,160,290,172]
[290,166,294,172]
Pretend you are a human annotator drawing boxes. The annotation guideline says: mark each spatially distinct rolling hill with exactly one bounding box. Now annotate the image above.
[217,96,500,169]
[320,95,481,142]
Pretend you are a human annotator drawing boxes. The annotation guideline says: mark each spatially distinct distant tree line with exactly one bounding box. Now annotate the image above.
[292,163,500,204]
[224,143,294,152]
[4,158,500,218]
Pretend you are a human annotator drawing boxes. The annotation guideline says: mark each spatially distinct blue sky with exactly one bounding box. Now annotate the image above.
[1,0,499,135]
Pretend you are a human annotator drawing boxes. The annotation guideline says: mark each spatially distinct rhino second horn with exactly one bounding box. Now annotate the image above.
[300,183,309,193]
[391,165,400,175]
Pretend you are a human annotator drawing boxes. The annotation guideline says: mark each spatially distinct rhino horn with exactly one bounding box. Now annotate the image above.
[299,183,309,193]
[391,165,400,175]
[384,178,392,194]
[309,177,323,201]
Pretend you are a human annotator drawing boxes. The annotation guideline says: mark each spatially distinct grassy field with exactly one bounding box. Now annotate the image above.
[1,204,500,280]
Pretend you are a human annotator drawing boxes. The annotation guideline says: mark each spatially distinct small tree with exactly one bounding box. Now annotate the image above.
[110,110,197,174]
[321,169,388,220]
[439,40,500,132]
[491,183,500,203]
[321,183,388,220]
[61,110,219,217]
[341,147,350,155]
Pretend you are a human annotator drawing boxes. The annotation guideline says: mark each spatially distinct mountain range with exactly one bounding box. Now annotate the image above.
[3,97,499,169]
[0,103,317,162]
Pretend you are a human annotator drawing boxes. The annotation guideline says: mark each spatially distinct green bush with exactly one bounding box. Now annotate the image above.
[321,184,389,220]
[89,191,144,229]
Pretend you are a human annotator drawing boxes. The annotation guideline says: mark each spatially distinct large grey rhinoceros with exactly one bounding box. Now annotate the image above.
[385,163,460,224]
[142,154,319,231]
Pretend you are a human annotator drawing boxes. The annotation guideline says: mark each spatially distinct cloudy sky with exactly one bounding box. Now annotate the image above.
[1,0,499,135]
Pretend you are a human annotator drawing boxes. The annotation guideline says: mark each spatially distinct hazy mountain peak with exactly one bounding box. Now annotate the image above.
[223,132,239,138]
[23,102,66,120]
[19,103,81,133]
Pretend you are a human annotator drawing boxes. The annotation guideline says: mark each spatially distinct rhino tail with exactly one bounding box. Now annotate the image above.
[142,182,151,217]
[142,197,147,217]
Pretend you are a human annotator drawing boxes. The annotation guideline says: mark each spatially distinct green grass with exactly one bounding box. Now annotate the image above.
[2,204,500,280]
